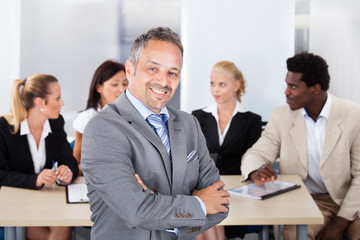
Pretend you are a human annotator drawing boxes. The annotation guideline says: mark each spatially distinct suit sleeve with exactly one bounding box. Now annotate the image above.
[337,127,360,220]
[177,116,228,239]
[0,118,39,189]
[241,110,281,180]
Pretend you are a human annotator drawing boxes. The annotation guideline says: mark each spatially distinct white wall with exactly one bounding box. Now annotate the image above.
[0,0,21,114]
[19,0,120,137]
[181,0,295,121]
[310,0,360,104]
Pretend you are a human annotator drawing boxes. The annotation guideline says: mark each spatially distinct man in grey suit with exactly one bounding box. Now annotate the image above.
[81,27,229,240]
[241,52,360,240]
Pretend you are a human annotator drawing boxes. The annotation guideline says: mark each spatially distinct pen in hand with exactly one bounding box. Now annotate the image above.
[52,161,60,184]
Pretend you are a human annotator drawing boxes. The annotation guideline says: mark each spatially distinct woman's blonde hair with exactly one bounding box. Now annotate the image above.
[212,61,246,102]
[1,74,58,134]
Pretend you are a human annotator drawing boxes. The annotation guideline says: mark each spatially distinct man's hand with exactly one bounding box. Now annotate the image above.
[249,164,278,185]
[316,216,350,240]
[134,173,154,194]
[193,181,230,215]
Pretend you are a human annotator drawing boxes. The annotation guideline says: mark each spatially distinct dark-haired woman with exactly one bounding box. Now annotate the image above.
[72,60,127,175]
[0,74,79,240]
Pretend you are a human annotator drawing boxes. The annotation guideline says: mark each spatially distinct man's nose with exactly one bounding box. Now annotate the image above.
[284,86,290,95]
[157,71,170,86]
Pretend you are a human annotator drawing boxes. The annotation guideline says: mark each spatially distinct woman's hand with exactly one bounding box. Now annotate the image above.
[36,169,57,187]
[56,165,73,184]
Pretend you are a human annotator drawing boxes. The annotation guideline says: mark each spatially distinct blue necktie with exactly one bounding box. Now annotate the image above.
[146,114,171,161]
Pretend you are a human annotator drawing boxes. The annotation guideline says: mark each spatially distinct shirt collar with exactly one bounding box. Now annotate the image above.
[125,89,169,122]
[302,92,332,120]
[203,100,247,118]
[20,118,52,136]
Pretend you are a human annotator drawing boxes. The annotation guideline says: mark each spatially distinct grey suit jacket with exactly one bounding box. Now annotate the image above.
[81,93,227,240]
[241,93,360,221]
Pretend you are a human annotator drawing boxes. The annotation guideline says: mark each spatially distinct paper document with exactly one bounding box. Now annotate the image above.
[66,183,89,203]
[229,180,301,200]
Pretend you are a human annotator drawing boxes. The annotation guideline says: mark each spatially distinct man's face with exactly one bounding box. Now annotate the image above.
[126,39,182,114]
[284,71,315,110]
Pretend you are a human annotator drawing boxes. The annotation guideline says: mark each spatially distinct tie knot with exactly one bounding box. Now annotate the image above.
[147,114,164,128]
[146,113,171,160]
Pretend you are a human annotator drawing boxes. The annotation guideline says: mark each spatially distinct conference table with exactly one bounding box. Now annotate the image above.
[0,175,323,240]
[219,175,323,239]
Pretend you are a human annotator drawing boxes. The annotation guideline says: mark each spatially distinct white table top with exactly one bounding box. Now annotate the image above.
[0,177,92,226]
[0,175,323,227]
[219,175,323,226]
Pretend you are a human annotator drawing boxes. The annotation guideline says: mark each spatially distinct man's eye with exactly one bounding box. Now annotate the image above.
[291,85,296,89]
[220,83,225,87]
[112,84,119,87]
[169,72,178,77]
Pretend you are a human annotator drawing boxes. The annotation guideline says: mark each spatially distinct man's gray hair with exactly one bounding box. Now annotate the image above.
[128,27,183,72]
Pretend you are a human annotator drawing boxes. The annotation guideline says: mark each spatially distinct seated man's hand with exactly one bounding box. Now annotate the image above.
[316,216,350,240]
[249,164,278,185]
[193,181,230,215]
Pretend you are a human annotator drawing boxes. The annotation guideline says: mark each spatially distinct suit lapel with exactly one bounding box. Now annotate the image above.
[321,96,342,167]
[289,110,308,170]
[201,113,220,150]
[115,94,172,185]
[167,112,186,195]
[222,113,243,148]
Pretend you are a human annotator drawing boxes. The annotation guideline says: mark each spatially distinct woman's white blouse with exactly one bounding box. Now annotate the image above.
[203,101,247,146]
[20,119,51,174]
[72,107,99,134]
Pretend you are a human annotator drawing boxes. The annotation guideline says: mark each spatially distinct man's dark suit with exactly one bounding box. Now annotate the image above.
[0,115,79,189]
[81,93,228,240]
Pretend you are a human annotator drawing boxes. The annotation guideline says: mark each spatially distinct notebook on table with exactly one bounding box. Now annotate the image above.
[229,180,301,200]
[66,183,89,203]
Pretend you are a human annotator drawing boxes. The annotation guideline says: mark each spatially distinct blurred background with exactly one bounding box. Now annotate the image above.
[1,0,359,139]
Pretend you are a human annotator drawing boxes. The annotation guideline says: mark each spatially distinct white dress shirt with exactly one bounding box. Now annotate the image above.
[20,119,52,174]
[303,93,332,194]
[203,100,247,146]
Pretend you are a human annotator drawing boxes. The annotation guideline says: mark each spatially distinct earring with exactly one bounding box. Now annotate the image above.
[40,108,44,112]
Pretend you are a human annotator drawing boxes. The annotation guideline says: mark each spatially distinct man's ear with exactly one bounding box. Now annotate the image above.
[311,83,322,94]
[125,60,134,80]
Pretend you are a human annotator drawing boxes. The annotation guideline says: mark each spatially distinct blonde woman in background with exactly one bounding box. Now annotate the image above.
[0,74,79,240]
[72,60,127,175]
[192,61,262,240]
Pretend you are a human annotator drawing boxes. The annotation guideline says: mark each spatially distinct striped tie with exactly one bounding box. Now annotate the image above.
[146,114,171,160]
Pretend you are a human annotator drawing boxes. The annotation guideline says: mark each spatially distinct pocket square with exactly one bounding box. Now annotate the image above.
[186,149,199,163]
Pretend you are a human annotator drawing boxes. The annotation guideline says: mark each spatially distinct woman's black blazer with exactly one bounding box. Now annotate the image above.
[192,109,262,175]
[0,115,78,189]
